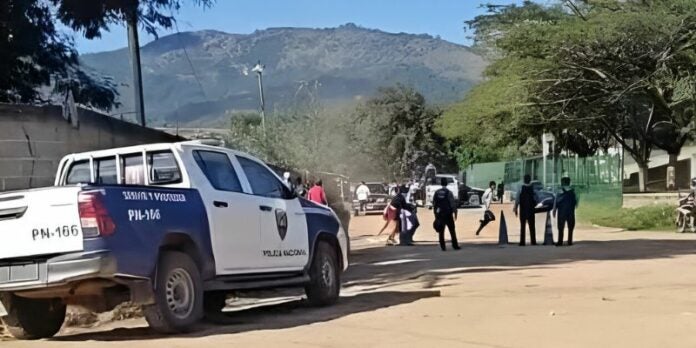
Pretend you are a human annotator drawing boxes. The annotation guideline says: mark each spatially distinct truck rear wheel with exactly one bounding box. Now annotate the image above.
[144,251,203,333]
[1,294,66,340]
[305,241,340,306]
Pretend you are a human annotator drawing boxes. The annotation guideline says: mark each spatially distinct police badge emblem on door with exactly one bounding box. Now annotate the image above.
[275,209,288,240]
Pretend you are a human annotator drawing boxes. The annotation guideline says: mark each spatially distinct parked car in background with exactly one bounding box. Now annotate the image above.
[425,174,460,208]
[458,184,485,208]
[509,180,556,212]
[352,182,390,216]
[531,181,556,212]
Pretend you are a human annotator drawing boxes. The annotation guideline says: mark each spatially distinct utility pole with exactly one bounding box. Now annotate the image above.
[127,6,146,127]
[252,61,266,137]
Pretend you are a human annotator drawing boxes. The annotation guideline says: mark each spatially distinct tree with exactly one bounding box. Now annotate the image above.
[52,0,212,39]
[443,0,696,191]
[1,0,211,111]
[351,85,455,179]
[526,1,696,191]
[0,0,117,109]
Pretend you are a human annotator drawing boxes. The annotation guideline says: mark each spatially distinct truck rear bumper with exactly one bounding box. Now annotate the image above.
[0,250,116,292]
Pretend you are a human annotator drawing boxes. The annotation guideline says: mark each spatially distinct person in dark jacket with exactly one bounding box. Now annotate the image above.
[433,178,460,251]
[381,184,408,245]
[295,177,307,197]
[497,182,505,204]
[513,174,537,246]
[554,177,578,246]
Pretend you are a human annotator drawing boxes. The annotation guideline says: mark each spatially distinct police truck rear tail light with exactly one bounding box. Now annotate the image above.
[78,191,116,238]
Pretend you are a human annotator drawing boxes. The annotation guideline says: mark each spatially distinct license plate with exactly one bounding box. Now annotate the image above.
[367,205,374,209]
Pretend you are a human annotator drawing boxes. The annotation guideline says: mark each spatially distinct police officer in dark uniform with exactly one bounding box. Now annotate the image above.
[554,177,578,246]
[432,178,460,251]
[513,174,537,246]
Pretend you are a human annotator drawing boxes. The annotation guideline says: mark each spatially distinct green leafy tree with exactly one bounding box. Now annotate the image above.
[352,85,455,180]
[0,0,117,109]
[1,0,211,111]
[52,0,212,39]
[442,0,696,191]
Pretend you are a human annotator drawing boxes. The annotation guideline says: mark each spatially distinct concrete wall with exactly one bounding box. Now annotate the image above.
[0,104,182,191]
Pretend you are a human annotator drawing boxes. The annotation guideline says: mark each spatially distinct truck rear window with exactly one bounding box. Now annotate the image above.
[66,160,90,184]
[148,151,182,184]
[96,157,117,184]
[122,154,145,185]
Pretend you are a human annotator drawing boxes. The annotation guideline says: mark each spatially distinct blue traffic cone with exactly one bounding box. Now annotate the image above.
[498,211,509,245]
[543,211,554,245]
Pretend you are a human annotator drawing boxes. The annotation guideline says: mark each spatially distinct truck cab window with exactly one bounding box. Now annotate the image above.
[148,151,182,184]
[192,150,243,192]
[122,154,145,185]
[237,157,286,199]
[65,160,91,184]
[96,157,117,185]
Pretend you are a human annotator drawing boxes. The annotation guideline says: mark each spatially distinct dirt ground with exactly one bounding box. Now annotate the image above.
[5,204,696,347]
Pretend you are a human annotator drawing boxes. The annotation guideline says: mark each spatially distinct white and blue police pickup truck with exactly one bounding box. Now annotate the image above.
[0,141,348,339]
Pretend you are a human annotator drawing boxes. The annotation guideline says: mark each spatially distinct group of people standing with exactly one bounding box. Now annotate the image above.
[512,174,577,246]
[370,174,578,250]
[284,172,327,205]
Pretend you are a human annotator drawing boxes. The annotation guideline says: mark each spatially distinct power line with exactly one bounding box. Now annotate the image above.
[172,17,209,102]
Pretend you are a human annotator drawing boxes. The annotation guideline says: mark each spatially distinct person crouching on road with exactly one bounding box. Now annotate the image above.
[399,203,419,246]
[356,181,371,213]
[475,181,497,236]
[554,177,578,246]
[307,179,328,205]
[513,174,537,246]
[433,178,460,251]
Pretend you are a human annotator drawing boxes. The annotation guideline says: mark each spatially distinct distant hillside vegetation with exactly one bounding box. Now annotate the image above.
[80,23,486,126]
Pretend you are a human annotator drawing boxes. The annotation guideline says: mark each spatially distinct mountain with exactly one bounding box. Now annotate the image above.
[80,23,486,126]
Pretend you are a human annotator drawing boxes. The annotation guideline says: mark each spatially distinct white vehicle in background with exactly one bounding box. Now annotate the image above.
[425,174,460,208]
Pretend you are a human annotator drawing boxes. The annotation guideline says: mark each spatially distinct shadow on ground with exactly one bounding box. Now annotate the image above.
[343,237,696,291]
[52,290,439,342]
[51,233,696,342]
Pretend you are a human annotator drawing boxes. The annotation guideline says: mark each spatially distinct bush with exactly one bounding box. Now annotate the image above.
[572,186,673,231]
[579,203,674,231]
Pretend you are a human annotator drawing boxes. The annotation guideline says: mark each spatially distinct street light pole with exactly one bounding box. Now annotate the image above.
[252,61,266,137]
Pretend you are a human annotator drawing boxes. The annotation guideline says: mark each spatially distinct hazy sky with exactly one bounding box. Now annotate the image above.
[71,0,527,53]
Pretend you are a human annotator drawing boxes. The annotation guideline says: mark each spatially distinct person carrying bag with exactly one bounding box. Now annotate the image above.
[475,181,497,236]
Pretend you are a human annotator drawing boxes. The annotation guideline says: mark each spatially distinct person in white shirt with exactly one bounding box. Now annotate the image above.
[406,180,419,204]
[355,182,371,213]
[475,181,497,236]
[283,172,293,190]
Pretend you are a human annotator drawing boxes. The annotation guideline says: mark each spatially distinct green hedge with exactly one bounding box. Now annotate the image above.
[572,187,674,230]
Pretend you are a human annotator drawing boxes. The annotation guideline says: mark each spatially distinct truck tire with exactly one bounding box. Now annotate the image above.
[305,241,340,306]
[143,251,203,333]
[1,294,65,340]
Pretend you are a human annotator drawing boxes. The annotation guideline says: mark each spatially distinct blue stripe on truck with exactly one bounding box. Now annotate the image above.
[82,185,213,279]
[299,198,341,265]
